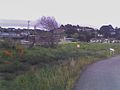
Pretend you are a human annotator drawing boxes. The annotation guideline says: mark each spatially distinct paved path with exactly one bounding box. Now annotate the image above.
[74,56,120,90]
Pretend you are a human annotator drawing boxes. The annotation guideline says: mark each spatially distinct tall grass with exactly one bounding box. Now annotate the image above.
[0,57,98,90]
[0,42,120,90]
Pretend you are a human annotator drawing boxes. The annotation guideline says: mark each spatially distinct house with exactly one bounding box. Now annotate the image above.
[90,38,120,43]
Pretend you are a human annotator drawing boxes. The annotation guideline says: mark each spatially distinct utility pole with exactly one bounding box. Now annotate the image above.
[34,25,36,30]
[27,20,30,29]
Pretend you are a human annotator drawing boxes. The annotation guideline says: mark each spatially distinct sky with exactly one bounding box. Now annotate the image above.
[0,0,120,28]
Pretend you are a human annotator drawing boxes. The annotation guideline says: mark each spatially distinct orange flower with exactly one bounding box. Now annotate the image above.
[3,50,12,57]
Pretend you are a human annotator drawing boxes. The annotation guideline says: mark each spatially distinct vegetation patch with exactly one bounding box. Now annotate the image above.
[0,42,119,90]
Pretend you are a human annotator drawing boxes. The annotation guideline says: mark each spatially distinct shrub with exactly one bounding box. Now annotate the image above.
[0,40,15,49]
[0,62,29,73]
[3,50,13,57]
[15,45,25,57]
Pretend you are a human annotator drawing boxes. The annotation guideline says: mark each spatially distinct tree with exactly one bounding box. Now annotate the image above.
[35,16,61,47]
[99,25,114,38]
[78,34,87,41]
[35,16,59,31]
[63,24,78,38]
[71,33,79,39]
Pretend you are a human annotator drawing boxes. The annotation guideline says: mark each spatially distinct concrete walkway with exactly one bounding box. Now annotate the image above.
[73,56,120,90]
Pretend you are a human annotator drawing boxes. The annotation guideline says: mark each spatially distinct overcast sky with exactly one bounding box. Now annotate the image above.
[0,0,120,28]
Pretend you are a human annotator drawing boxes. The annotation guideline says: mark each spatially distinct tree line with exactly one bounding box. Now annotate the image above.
[1,16,120,43]
[60,24,120,42]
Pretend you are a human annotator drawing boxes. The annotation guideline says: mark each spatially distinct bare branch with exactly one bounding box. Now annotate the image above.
[35,16,59,31]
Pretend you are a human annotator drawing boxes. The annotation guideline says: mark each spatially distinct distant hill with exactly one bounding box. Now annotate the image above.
[0,19,35,28]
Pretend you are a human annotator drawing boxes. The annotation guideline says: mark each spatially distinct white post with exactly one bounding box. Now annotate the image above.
[109,48,115,56]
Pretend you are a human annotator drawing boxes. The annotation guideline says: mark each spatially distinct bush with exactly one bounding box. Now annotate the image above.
[0,40,15,49]
[0,62,29,73]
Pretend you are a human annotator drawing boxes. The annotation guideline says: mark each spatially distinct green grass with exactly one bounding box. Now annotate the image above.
[0,42,120,90]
